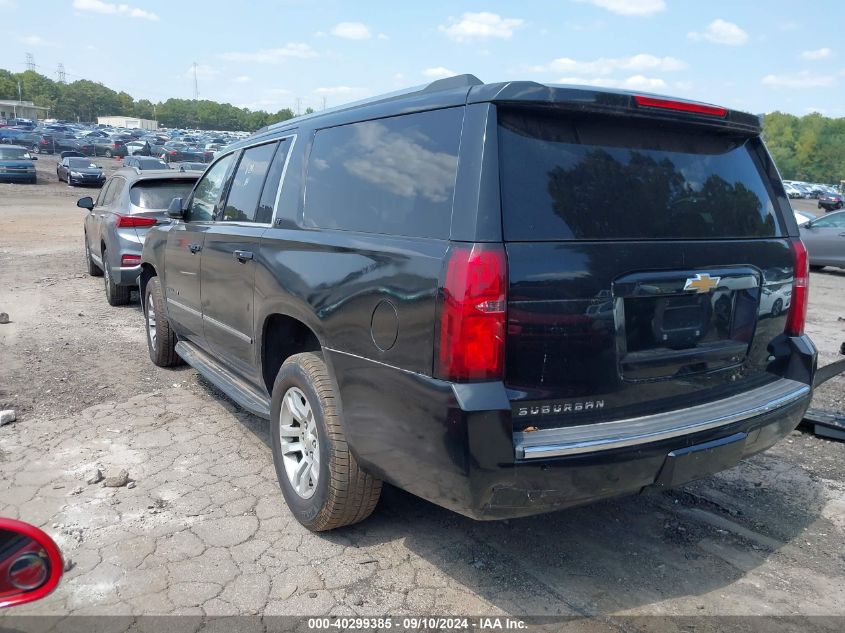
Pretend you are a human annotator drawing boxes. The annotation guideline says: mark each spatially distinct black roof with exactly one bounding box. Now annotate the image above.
[232,74,761,152]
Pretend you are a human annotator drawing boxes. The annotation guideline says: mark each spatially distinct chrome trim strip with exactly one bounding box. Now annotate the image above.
[166,297,202,318]
[203,314,253,344]
[515,379,811,459]
[323,346,420,377]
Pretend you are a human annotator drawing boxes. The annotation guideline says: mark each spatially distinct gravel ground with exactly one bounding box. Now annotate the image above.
[0,156,843,623]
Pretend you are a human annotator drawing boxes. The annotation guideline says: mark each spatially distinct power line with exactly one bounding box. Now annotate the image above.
[25,53,35,71]
[56,63,66,84]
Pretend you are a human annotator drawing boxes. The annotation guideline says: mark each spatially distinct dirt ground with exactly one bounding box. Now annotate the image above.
[0,156,843,623]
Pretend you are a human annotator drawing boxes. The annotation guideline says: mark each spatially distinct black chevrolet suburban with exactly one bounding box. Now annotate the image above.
[139,75,818,531]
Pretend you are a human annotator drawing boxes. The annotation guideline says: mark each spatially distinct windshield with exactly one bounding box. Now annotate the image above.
[129,180,196,209]
[499,109,783,241]
[68,158,97,168]
[0,148,31,160]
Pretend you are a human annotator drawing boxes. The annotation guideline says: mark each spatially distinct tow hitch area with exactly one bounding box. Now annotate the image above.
[800,341,845,441]
[655,432,747,488]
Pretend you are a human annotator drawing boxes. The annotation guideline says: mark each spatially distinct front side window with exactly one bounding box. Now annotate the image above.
[186,153,235,222]
[304,108,463,239]
[221,142,278,223]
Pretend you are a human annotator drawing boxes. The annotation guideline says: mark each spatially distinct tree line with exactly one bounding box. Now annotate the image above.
[1,68,843,182]
[0,68,307,132]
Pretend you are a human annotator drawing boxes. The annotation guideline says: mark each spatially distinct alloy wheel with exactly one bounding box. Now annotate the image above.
[278,387,320,499]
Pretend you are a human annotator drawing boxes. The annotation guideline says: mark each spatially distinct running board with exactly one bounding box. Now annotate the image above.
[175,341,271,419]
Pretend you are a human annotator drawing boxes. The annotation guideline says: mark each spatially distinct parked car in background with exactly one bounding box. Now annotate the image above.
[0,145,37,183]
[56,157,106,187]
[80,168,200,305]
[784,183,802,199]
[817,191,844,211]
[123,156,169,170]
[125,140,152,156]
[139,76,819,531]
[800,210,845,271]
[31,134,83,155]
[160,142,207,163]
[87,138,127,158]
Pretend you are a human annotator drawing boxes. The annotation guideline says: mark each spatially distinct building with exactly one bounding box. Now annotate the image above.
[97,116,158,130]
[0,100,49,122]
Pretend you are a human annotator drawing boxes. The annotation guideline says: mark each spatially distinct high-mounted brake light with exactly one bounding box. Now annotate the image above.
[115,214,157,228]
[634,95,727,118]
[436,243,507,382]
[785,238,809,336]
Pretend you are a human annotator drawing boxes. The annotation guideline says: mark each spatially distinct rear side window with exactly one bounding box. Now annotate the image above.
[221,142,278,223]
[499,109,782,241]
[304,107,463,239]
[130,180,197,209]
[255,138,292,224]
[103,177,124,206]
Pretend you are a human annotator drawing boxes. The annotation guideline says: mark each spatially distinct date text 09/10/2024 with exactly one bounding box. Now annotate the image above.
[306,617,529,630]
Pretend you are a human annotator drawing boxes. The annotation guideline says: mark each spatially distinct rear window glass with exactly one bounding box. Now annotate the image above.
[130,180,196,209]
[304,107,463,239]
[499,109,781,241]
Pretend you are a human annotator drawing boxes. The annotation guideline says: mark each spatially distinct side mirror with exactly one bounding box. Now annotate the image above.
[76,196,95,210]
[30,156,37,161]
[0,518,64,609]
[167,197,184,219]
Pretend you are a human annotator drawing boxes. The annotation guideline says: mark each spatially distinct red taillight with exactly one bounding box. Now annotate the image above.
[785,238,809,336]
[169,151,178,156]
[120,254,142,266]
[436,243,507,382]
[634,95,727,118]
[115,215,157,228]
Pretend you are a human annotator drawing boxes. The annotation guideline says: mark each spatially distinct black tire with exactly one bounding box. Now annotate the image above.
[104,149,113,158]
[143,276,181,367]
[103,251,131,306]
[771,298,783,317]
[270,352,382,531]
[810,265,824,272]
[84,235,102,276]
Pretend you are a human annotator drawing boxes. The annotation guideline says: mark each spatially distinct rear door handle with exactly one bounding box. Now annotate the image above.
[233,250,254,262]
[188,243,202,254]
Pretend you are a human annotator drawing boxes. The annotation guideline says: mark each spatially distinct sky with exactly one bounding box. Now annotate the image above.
[2,0,844,116]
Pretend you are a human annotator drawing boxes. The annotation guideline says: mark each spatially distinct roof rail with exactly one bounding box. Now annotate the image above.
[260,74,483,134]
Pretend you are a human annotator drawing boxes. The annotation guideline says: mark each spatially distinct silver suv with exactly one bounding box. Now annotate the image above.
[78,167,199,305]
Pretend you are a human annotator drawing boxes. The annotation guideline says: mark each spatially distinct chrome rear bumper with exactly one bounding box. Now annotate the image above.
[515,378,811,459]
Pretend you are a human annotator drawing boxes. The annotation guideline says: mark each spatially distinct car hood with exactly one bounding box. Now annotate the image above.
[0,159,35,168]
[68,167,103,175]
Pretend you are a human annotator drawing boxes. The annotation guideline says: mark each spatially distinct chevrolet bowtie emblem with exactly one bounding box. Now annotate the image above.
[684,273,721,293]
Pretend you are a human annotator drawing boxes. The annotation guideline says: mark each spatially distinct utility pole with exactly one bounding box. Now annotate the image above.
[296,97,301,116]
[56,63,66,83]
[192,62,199,100]
[321,96,327,111]
[25,53,35,71]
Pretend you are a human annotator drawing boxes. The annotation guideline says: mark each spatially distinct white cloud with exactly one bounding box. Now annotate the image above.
[688,19,748,46]
[377,33,389,40]
[220,43,318,63]
[423,67,457,79]
[532,53,686,76]
[801,47,832,61]
[761,72,835,89]
[19,35,54,47]
[330,22,371,40]
[439,12,523,42]
[233,75,251,83]
[556,75,667,90]
[575,0,665,16]
[72,0,159,21]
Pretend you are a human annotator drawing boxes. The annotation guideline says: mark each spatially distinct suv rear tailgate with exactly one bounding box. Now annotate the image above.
[497,107,796,431]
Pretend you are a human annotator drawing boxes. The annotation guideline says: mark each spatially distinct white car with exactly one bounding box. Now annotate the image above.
[794,210,813,226]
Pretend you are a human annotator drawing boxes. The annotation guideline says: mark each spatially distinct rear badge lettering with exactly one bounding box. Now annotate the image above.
[516,400,605,417]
